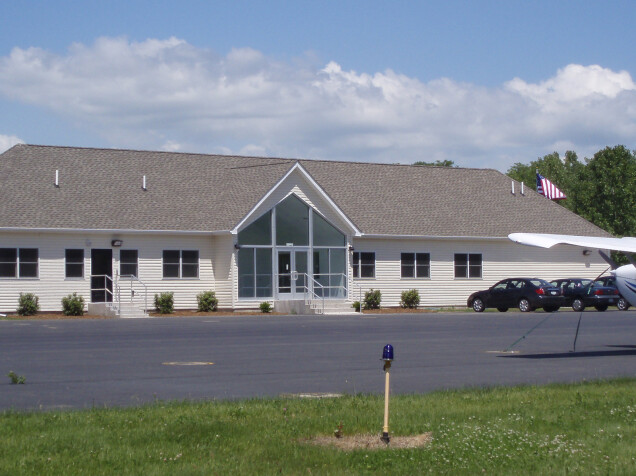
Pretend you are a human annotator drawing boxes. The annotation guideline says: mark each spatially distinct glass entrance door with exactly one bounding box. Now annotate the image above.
[277,249,308,299]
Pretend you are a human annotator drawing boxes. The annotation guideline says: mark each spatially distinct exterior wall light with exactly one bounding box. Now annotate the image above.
[111,239,123,247]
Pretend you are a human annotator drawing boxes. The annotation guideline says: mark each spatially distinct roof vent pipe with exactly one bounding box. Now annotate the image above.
[55,169,59,188]
[511,181,515,195]
[521,182,525,195]
[142,175,147,191]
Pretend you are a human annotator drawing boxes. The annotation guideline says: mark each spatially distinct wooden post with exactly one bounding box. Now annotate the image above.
[381,360,391,443]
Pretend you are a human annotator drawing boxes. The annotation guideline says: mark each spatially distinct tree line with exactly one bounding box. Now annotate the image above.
[415,145,636,238]
[506,145,636,239]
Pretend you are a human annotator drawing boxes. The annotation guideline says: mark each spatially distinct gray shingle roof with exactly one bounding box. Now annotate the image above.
[0,144,609,238]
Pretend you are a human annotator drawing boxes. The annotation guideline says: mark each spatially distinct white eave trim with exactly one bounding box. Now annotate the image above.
[231,162,362,236]
[0,227,231,236]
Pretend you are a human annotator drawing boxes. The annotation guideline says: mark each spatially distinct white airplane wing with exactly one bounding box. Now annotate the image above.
[508,233,636,254]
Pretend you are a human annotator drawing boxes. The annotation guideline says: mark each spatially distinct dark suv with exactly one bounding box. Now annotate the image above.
[550,278,620,312]
[468,278,562,313]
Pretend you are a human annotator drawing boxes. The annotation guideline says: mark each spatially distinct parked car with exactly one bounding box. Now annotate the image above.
[594,276,630,311]
[550,277,620,312]
[467,278,562,313]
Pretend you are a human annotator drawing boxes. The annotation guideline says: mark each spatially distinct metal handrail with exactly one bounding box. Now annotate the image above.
[298,272,325,314]
[117,273,148,314]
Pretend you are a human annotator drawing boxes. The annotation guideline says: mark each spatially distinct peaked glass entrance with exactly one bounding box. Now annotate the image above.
[237,194,347,300]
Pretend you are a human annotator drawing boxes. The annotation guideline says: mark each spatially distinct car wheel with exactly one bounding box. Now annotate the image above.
[543,306,559,313]
[518,298,533,312]
[497,307,508,312]
[572,298,585,312]
[617,298,630,311]
[472,297,485,313]
[594,304,608,312]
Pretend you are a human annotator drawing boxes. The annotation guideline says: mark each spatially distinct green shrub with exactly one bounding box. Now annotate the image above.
[197,291,218,312]
[400,289,420,309]
[259,301,272,313]
[61,293,85,316]
[7,371,25,384]
[352,301,361,312]
[154,292,174,314]
[17,293,39,316]
[363,289,381,310]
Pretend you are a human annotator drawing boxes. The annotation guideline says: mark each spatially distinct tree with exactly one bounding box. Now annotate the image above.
[413,160,457,167]
[506,146,636,240]
[576,145,636,238]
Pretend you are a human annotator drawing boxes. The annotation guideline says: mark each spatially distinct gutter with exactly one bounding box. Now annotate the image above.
[0,227,231,236]
[358,234,509,241]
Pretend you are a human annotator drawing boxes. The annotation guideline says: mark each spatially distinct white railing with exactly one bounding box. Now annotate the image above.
[299,273,325,314]
[116,273,148,314]
[90,274,115,307]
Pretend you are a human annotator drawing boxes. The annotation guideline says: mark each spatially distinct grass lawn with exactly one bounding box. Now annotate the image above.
[1,379,635,475]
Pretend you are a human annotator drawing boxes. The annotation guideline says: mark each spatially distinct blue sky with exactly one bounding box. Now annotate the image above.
[1,0,635,171]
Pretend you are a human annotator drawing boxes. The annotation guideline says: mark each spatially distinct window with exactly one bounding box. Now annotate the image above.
[401,253,430,278]
[454,253,482,279]
[162,250,199,279]
[276,195,309,246]
[0,248,38,278]
[65,249,84,278]
[238,248,273,298]
[120,250,138,277]
[352,252,375,278]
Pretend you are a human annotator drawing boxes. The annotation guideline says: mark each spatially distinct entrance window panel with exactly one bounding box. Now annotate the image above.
[238,211,271,245]
[313,248,329,297]
[295,251,308,293]
[313,213,345,246]
[278,251,291,293]
[238,248,255,298]
[275,195,309,246]
[255,248,272,297]
[329,248,346,297]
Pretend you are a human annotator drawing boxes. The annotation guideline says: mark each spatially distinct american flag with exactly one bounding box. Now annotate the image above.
[536,173,566,200]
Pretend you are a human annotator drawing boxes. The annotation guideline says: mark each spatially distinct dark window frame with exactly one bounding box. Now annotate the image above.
[401,252,431,279]
[162,250,199,279]
[352,251,375,279]
[120,249,139,278]
[65,249,84,279]
[0,248,38,279]
[454,253,482,279]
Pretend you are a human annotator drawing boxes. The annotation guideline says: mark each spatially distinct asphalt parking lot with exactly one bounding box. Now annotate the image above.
[1,310,635,411]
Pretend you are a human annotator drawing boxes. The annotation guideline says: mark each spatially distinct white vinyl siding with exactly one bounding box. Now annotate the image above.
[352,238,608,308]
[0,232,217,312]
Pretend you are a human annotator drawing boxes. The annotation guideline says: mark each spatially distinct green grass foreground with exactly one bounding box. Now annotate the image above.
[1,379,635,475]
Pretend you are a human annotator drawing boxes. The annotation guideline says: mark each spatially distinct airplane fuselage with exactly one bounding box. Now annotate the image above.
[614,264,636,308]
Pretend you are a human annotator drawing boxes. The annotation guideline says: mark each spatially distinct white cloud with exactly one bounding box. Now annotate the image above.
[0,134,24,153]
[0,37,635,170]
